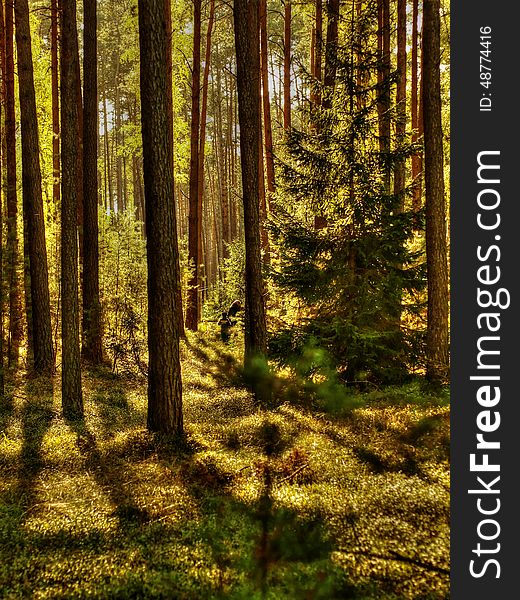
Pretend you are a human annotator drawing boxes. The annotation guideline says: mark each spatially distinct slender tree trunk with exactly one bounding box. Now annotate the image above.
[14,0,54,376]
[311,0,322,111]
[0,0,5,394]
[314,0,337,229]
[217,57,230,260]
[75,33,84,263]
[322,0,340,110]
[423,0,448,383]
[138,0,184,435]
[60,0,83,415]
[164,0,185,336]
[51,0,60,208]
[234,0,268,398]
[411,0,421,224]
[82,0,103,365]
[186,0,202,331]
[257,39,269,264]
[377,0,391,191]
[3,0,22,367]
[394,0,406,211]
[196,0,215,321]
[259,0,275,201]
[102,84,114,213]
[283,0,291,129]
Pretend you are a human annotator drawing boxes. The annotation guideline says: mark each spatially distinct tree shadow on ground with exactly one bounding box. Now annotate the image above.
[66,385,151,529]
[16,378,55,508]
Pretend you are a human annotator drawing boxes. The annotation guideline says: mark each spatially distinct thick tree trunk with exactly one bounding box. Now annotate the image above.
[423,0,449,383]
[283,0,291,129]
[3,0,22,367]
[14,0,54,376]
[234,0,268,397]
[82,0,103,365]
[186,0,202,331]
[60,0,83,416]
[138,0,184,435]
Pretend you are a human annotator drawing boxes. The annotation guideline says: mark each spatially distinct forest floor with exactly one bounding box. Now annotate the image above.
[0,333,450,599]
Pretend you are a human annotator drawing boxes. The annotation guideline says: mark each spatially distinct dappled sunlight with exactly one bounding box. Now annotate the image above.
[0,338,449,598]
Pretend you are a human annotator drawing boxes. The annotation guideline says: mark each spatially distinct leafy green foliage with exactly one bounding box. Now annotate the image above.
[270,3,425,384]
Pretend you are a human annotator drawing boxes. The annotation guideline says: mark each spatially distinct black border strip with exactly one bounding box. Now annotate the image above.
[451,0,518,596]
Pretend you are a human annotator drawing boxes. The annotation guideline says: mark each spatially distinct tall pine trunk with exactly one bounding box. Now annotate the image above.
[51,0,59,209]
[394,0,406,211]
[283,0,291,129]
[311,0,323,112]
[14,0,54,376]
[4,0,22,367]
[60,0,83,415]
[0,0,5,394]
[197,0,215,318]
[322,0,340,110]
[259,0,275,200]
[138,0,184,435]
[411,0,422,225]
[164,0,185,336]
[82,0,103,365]
[234,0,268,400]
[423,0,449,383]
[377,0,391,191]
[186,0,202,331]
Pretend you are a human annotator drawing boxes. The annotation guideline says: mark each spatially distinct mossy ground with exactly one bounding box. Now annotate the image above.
[0,334,449,599]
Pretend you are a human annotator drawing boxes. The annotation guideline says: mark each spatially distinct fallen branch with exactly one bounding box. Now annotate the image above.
[278,463,309,484]
[344,549,449,576]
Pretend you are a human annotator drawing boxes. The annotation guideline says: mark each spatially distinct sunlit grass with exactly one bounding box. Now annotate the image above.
[0,335,449,599]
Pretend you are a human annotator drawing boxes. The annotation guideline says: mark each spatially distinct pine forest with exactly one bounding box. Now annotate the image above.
[0,1,450,597]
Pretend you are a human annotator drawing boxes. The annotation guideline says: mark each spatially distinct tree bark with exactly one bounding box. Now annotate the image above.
[138,0,184,434]
[196,0,215,319]
[216,54,230,260]
[0,0,5,393]
[234,0,268,396]
[311,0,322,111]
[423,0,449,383]
[75,27,84,262]
[186,0,202,331]
[82,0,103,365]
[60,0,83,415]
[51,0,60,208]
[283,0,291,129]
[377,0,391,191]
[259,0,275,201]
[394,0,406,211]
[411,0,421,224]
[3,0,22,367]
[164,0,185,336]
[322,0,340,110]
[14,0,54,376]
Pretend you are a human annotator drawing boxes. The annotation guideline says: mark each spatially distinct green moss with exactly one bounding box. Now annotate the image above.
[0,341,449,599]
